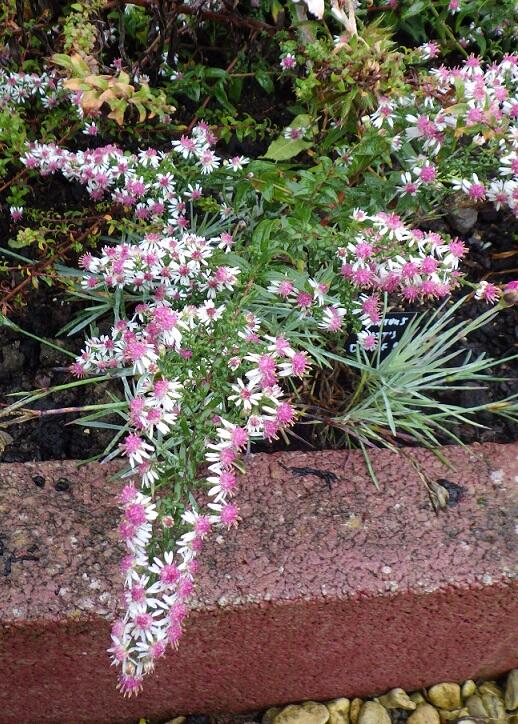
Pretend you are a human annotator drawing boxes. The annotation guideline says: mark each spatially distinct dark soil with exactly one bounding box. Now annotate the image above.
[0,289,117,462]
[0,207,517,462]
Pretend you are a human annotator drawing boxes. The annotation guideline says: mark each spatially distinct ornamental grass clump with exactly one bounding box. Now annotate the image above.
[312,295,518,480]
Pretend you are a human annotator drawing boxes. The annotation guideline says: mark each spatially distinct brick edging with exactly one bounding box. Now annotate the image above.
[0,442,517,723]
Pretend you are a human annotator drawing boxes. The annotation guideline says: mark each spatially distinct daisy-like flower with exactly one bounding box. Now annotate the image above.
[319,305,347,332]
[83,122,98,136]
[278,350,310,377]
[148,551,181,589]
[268,278,297,298]
[227,378,263,412]
[370,99,395,128]
[397,172,420,196]
[206,468,238,501]
[418,41,441,61]
[474,280,500,303]
[280,54,297,71]
[487,179,516,210]
[284,126,307,140]
[223,155,249,171]
[10,206,23,222]
[308,278,329,305]
[171,135,197,159]
[122,433,154,467]
[357,329,378,351]
[198,148,219,174]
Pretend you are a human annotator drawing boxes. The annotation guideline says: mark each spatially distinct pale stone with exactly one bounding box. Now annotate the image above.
[427,683,462,710]
[505,670,518,711]
[164,718,186,724]
[465,692,505,721]
[479,682,503,699]
[264,708,282,724]
[11,530,30,549]
[379,689,416,711]
[274,702,329,724]
[438,708,468,720]
[461,681,477,699]
[357,701,391,724]
[448,207,478,235]
[481,693,506,721]
[301,702,331,724]
[350,699,363,724]
[410,694,426,705]
[325,698,350,724]
[407,703,440,724]
[466,695,487,718]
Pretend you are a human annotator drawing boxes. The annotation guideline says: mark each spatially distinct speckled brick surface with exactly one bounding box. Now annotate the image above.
[0,443,517,723]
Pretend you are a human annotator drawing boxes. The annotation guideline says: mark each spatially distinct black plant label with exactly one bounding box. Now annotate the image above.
[346,312,418,359]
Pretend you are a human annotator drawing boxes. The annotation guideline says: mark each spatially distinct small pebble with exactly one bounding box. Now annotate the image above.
[427,683,462,710]
[407,704,440,724]
[55,477,71,492]
[409,694,426,706]
[350,699,363,724]
[263,708,282,724]
[357,701,391,724]
[273,702,329,724]
[32,474,46,489]
[461,681,476,699]
[466,695,486,718]
[325,698,350,724]
[481,693,506,721]
[435,479,464,506]
[505,670,518,711]
[379,689,416,711]
[478,682,503,699]
[438,708,468,721]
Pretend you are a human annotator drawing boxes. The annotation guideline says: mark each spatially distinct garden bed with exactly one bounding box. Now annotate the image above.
[1,207,517,462]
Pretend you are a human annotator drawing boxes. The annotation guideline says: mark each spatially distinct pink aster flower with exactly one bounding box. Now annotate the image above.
[475,281,500,303]
[122,433,154,467]
[220,502,239,527]
[10,206,23,222]
[279,350,310,377]
[117,673,143,697]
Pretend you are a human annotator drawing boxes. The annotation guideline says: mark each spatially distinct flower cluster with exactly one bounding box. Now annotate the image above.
[368,54,518,216]
[21,124,247,224]
[267,211,465,349]
[0,69,67,110]
[70,224,308,695]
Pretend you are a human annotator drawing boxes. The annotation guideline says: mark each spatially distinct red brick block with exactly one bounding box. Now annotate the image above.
[0,442,517,723]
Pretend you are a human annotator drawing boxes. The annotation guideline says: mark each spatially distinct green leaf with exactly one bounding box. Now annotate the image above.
[263,134,313,161]
[228,76,244,103]
[213,80,234,111]
[204,68,228,79]
[51,53,75,70]
[290,113,312,129]
[255,69,274,94]
[401,1,426,19]
[8,235,32,249]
